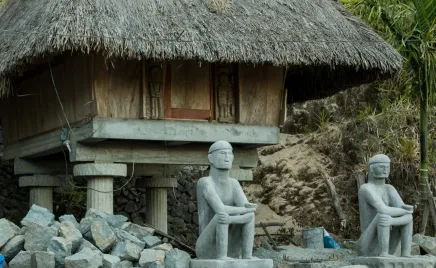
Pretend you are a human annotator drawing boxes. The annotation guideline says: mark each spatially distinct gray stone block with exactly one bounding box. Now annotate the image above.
[59,215,80,230]
[121,222,154,241]
[64,248,103,268]
[91,218,117,253]
[139,249,165,267]
[152,243,173,252]
[0,218,16,248]
[278,263,325,268]
[166,249,190,268]
[47,237,72,268]
[143,236,162,248]
[113,228,146,249]
[103,254,121,268]
[413,234,436,255]
[350,257,434,268]
[0,235,24,262]
[59,221,83,252]
[9,251,55,268]
[21,204,55,227]
[149,261,164,268]
[119,260,134,267]
[77,239,100,254]
[111,241,142,261]
[190,258,274,268]
[24,222,57,251]
[7,221,20,235]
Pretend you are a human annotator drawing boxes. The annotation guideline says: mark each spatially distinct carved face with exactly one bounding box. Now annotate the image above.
[370,162,390,179]
[209,149,234,170]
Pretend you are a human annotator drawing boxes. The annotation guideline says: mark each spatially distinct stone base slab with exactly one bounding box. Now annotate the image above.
[190,258,273,268]
[19,175,64,187]
[351,257,433,268]
[73,163,127,177]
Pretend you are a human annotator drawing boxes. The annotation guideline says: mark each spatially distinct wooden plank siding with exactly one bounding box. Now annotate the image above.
[238,64,285,126]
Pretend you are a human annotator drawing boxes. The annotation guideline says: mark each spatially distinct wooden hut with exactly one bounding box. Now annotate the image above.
[0,0,401,232]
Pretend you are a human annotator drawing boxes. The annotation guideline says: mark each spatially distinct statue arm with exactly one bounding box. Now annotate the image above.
[203,183,253,215]
[364,188,408,216]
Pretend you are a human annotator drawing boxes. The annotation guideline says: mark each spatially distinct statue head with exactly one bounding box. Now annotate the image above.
[368,154,391,181]
[208,141,234,170]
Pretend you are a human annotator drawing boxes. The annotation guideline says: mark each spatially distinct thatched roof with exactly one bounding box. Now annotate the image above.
[0,0,402,98]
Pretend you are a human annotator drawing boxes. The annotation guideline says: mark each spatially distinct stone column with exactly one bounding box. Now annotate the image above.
[73,163,127,214]
[136,176,178,233]
[19,175,63,212]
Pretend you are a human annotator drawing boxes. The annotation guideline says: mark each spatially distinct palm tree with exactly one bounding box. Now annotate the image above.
[341,0,436,230]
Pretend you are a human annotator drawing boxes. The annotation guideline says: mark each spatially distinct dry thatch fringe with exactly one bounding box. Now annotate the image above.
[204,0,233,13]
[0,0,402,97]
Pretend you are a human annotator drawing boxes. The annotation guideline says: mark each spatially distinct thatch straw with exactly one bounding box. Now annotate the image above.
[0,0,402,98]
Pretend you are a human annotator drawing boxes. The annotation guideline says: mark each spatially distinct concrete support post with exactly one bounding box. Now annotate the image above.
[73,163,127,214]
[136,176,178,233]
[19,175,64,212]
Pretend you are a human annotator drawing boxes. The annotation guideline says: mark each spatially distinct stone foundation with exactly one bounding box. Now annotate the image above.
[351,257,433,268]
[190,258,274,268]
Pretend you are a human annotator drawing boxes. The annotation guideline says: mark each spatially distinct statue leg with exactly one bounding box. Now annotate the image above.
[241,212,255,259]
[216,221,230,259]
[377,214,392,257]
[400,215,413,257]
[195,215,229,259]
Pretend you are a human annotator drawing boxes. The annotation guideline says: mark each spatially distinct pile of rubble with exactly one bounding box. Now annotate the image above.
[0,205,191,268]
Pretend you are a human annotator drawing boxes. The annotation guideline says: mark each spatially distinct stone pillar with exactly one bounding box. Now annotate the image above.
[19,175,63,212]
[73,163,127,214]
[136,176,178,233]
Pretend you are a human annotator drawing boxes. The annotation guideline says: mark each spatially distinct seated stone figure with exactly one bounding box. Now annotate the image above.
[195,141,257,259]
[357,154,413,257]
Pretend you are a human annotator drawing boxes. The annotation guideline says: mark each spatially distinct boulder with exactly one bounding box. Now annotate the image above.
[113,228,146,249]
[139,249,165,267]
[152,243,173,252]
[59,221,83,252]
[24,222,57,251]
[0,235,25,262]
[119,260,134,267]
[9,251,55,268]
[111,240,142,261]
[413,234,436,255]
[165,249,191,268]
[7,221,20,235]
[149,261,164,268]
[59,215,80,230]
[0,219,16,248]
[64,248,103,268]
[121,223,154,241]
[103,254,121,268]
[50,221,61,234]
[77,239,100,254]
[47,237,72,268]
[85,209,128,228]
[21,204,55,227]
[91,218,117,253]
[143,236,162,248]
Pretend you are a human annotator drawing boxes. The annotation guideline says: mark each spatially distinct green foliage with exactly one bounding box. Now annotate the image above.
[315,109,331,130]
[54,181,87,219]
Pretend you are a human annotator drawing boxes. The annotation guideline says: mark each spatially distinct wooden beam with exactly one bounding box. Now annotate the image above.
[88,118,279,145]
[70,140,259,167]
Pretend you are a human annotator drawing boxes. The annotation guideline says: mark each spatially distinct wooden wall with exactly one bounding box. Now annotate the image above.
[0,55,285,145]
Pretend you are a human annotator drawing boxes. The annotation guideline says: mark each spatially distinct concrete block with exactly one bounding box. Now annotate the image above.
[350,257,433,268]
[189,258,274,268]
[73,163,127,178]
[19,175,63,187]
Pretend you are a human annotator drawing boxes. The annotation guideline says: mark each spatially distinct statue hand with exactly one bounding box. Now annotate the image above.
[379,214,392,227]
[244,203,258,209]
[218,212,231,224]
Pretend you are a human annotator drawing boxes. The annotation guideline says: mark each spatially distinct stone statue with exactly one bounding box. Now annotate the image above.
[357,154,413,257]
[195,141,257,259]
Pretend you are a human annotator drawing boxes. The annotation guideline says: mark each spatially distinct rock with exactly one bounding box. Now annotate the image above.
[125,201,139,213]
[77,239,100,254]
[113,228,146,249]
[30,251,56,268]
[64,248,103,268]
[119,260,134,267]
[9,251,55,268]
[85,209,128,229]
[59,221,83,252]
[59,215,80,230]
[152,243,173,252]
[50,221,61,233]
[111,240,142,261]
[21,204,55,227]
[91,218,117,253]
[79,217,94,236]
[143,236,161,248]
[139,249,165,267]
[149,261,164,268]
[1,235,25,262]
[413,234,436,255]
[103,254,121,268]
[121,222,154,241]
[0,218,16,247]
[19,227,27,235]
[24,222,57,251]
[47,237,72,268]
[165,249,191,268]
[7,221,20,235]
[188,201,196,213]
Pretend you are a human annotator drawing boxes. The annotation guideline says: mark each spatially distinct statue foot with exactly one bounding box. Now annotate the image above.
[379,253,395,258]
